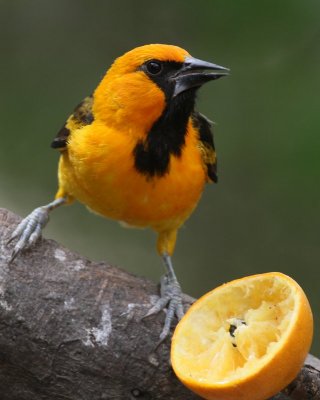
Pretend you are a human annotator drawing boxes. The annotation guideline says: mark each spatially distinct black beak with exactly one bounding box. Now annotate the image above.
[172,56,229,97]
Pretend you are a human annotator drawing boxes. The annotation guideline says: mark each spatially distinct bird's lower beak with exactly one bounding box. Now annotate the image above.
[172,56,229,97]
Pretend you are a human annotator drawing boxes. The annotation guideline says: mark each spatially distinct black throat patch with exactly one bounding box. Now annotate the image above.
[133,65,196,178]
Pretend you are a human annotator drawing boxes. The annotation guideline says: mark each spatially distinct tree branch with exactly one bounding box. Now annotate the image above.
[0,208,319,400]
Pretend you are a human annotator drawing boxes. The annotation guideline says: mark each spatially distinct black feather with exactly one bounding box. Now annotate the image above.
[51,95,94,149]
[192,111,218,183]
[134,61,197,178]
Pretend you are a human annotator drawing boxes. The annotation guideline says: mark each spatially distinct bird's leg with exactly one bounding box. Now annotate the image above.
[7,197,66,262]
[144,253,184,343]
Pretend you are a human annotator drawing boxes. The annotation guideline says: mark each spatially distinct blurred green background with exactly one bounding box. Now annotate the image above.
[1,0,319,355]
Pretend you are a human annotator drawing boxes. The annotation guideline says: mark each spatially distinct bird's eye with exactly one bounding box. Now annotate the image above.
[145,61,163,75]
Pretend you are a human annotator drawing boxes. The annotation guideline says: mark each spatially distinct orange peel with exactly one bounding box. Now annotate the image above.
[171,272,313,400]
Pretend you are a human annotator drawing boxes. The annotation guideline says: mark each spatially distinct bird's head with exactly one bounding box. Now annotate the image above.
[93,44,228,137]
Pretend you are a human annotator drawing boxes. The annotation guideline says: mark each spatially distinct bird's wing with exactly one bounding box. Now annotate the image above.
[192,111,218,183]
[51,95,94,149]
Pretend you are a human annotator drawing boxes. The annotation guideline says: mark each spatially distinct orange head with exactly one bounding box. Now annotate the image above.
[93,44,228,137]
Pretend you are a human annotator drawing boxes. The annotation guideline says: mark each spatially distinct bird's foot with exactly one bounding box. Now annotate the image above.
[144,274,184,343]
[7,206,50,262]
[6,197,66,263]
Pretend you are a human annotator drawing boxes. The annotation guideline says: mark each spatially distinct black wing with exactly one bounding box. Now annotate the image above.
[192,111,218,183]
[51,95,94,150]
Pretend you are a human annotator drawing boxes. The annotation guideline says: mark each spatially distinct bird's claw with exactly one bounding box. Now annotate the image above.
[7,206,50,262]
[144,274,184,343]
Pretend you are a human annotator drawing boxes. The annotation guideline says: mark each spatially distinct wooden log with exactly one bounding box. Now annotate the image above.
[0,208,319,400]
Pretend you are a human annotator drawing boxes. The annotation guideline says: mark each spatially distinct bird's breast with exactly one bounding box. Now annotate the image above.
[58,122,206,232]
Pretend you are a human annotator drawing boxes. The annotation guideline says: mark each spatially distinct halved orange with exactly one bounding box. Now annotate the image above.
[171,272,313,400]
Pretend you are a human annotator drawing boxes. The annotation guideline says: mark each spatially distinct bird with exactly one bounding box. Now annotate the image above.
[7,44,228,341]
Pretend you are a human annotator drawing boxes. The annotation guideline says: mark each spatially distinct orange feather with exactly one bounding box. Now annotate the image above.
[56,44,216,255]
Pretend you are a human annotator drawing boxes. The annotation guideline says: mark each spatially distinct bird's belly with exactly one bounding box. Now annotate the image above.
[58,131,206,231]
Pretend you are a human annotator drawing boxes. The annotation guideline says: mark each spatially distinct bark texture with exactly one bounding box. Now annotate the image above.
[0,208,319,400]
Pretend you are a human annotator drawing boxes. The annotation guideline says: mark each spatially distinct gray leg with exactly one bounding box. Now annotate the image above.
[144,253,184,342]
[7,197,66,262]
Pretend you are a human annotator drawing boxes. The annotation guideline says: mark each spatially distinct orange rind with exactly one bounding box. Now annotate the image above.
[171,272,313,400]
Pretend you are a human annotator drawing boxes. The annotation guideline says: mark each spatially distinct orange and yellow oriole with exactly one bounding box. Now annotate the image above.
[8,44,228,340]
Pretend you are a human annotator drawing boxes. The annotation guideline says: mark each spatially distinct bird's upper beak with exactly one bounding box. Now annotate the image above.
[172,56,229,97]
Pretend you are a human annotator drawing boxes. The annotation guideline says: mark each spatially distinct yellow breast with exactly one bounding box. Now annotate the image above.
[57,120,206,233]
